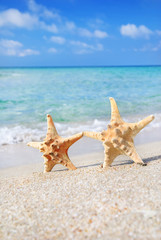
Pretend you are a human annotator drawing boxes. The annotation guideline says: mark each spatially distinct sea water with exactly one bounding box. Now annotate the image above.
[0,66,161,145]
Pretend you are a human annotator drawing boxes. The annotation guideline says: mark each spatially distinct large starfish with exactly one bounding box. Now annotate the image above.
[27,114,83,172]
[83,97,154,169]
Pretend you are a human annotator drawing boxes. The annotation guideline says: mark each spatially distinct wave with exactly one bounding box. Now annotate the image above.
[0,120,106,146]
[0,113,161,146]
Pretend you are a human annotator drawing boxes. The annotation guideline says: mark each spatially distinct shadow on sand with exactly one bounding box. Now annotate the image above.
[109,154,161,167]
[53,154,161,172]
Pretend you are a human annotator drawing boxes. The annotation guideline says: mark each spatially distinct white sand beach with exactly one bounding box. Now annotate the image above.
[0,140,161,239]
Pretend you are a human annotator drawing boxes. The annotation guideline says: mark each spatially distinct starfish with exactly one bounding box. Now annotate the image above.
[27,114,83,172]
[83,97,154,169]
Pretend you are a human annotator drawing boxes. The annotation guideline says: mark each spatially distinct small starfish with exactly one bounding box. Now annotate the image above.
[83,97,154,169]
[27,114,83,172]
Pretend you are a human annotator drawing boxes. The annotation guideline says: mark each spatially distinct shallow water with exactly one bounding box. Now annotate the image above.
[0,66,161,145]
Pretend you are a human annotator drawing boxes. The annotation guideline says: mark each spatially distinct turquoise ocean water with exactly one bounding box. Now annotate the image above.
[0,66,161,145]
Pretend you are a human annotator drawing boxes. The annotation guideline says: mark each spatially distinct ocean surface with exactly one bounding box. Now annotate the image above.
[0,66,161,145]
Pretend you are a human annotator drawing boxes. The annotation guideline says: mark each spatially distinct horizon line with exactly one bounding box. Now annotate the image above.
[0,64,161,68]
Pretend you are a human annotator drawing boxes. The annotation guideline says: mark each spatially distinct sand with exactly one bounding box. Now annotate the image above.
[0,141,161,239]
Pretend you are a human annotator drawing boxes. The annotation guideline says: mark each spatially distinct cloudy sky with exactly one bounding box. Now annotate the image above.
[0,0,160,66]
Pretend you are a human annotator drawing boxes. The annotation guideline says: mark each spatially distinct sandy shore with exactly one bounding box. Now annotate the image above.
[0,141,161,239]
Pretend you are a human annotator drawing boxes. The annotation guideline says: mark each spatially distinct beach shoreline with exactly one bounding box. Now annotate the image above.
[0,140,161,177]
[1,119,161,169]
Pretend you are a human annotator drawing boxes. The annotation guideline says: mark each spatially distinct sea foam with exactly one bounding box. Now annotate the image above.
[0,113,161,146]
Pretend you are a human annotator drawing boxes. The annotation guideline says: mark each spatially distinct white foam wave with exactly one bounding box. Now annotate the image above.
[0,126,45,145]
[0,113,161,145]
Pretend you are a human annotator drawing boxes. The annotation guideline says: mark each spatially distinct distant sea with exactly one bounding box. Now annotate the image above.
[0,66,161,145]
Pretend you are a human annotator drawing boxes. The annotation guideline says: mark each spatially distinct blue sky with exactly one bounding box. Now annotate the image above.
[0,0,161,66]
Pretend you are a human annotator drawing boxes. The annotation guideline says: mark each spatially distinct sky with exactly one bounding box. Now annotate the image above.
[0,0,161,66]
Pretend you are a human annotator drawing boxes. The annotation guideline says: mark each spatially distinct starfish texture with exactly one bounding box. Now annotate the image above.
[27,114,83,172]
[83,97,154,169]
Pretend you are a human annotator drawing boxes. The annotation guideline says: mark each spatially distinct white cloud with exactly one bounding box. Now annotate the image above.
[0,39,39,57]
[0,0,108,45]
[88,18,104,29]
[28,0,60,20]
[70,40,91,48]
[48,48,57,53]
[28,0,41,12]
[41,22,58,33]
[0,39,22,48]
[0,7,59,34]
[70,40,104,54]
[78,28,108,38]
[120,24,152,39]
[94,30,108,38]
[79,28,93,37]
[134,46,149,52]
[50,36,66,44]
[134,41,161,52]
[156,30,161,36]
[65,21,76,31]
[0,39,22,56]
[19,48,39,57]
[152,41,161,51]
[0,8,38,29]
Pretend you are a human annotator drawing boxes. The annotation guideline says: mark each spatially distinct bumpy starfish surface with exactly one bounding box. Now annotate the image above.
[83,97,154,169]
[27,114,83,172]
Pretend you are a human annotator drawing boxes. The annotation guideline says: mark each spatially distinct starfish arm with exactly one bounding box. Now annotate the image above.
[27,142,42,149]
[128,115,154,136]
[83,131,103,141]
[63,132,83,148]
[122,145,145,165]
[66,161,77,170]
[60,154,77,170]
[109,97,122,122]
[102,144,119,168]
[103,146,112,169]
[45,114,58,139]
[43,157,56,172]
